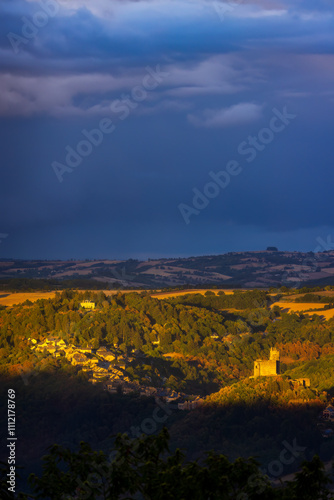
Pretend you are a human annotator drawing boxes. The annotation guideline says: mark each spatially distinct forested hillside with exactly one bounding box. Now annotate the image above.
[2,289,334,387]
[2,288,334,494]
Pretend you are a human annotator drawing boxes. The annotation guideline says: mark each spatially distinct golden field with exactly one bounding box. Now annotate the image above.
[271,301,334,319]
[151,289,237,299]
[0,289,236,307]
[0,292,57,306]
[0,289,136,306]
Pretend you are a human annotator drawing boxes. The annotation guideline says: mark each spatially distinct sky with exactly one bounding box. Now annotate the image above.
[1,0,334,260]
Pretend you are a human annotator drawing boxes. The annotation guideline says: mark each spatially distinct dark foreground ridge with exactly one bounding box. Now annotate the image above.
[1,428,333,499]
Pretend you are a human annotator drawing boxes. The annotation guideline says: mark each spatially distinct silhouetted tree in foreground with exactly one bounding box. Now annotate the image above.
[2,429,333,499]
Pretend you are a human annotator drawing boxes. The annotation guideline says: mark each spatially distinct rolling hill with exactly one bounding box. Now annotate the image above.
[2,249,334,288]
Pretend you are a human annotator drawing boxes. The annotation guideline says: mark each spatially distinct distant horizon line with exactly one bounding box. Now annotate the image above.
[1,247,333,262]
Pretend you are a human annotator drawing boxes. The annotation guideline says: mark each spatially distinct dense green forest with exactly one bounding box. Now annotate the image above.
[0,289,279,389]
[2,289,334,389]
[1,288,334,495]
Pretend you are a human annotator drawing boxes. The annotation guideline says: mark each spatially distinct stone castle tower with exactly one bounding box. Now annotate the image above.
[253,348,280,378]
[269,347,280,362]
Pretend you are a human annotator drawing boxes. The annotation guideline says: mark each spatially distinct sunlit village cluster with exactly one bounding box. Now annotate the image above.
[28,301,204,409]
[28,335,204,409]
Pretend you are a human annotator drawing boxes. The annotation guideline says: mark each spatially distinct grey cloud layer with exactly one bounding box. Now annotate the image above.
[187,103,263,127]
[1,1,334,117]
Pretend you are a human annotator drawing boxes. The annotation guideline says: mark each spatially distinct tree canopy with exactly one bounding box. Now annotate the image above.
[4,429,332,500]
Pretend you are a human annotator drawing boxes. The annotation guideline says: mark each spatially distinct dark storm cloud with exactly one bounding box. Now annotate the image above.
[1,1,334,117]
[1,0,334,258]
[1,2,333,71]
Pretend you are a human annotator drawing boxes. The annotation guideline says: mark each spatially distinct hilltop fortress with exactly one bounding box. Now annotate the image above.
[253,348,280,378]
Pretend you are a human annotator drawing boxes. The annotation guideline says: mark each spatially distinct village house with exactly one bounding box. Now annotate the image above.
[35,342,54,353]
[64,351,75,361]
[323,405,334,421]
[80,300,96,310]
[96,346,115,362]
[63,346,78,360]
[165,392,179,403]
[105,383,118,393]
[139,387,157,397]
[87,358,99,366]
[72,353,88,365]
[34,337,67,351]
[81,366,92,372]
[88,378,99,384]
[105,381,138,395]
[294,378,311,388]
[93,367,109,379]
[77,346,93,354]
[178,398,204,410]
[122,386,136,395]
[54,350,65,357]
[114,361,127,370]
[45,346,57,354]
[37,339,51,348]
[108,367,124,380]
[46,336,59,345]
